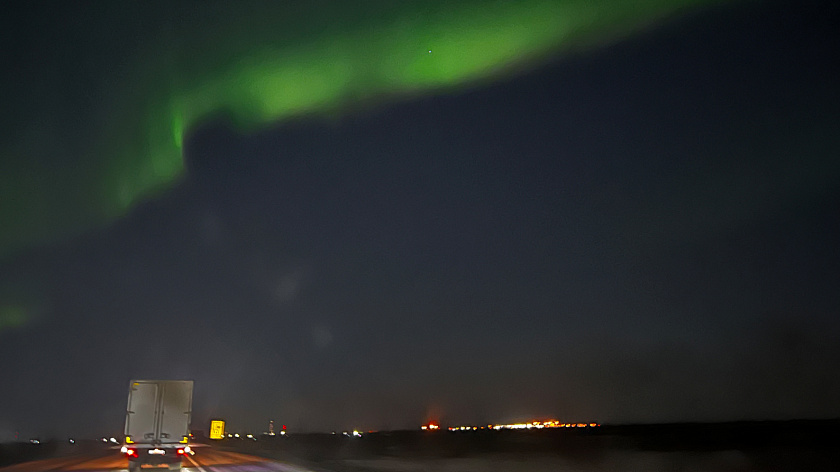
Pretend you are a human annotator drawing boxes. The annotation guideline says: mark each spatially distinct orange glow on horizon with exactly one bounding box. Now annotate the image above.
[435,419,600,431]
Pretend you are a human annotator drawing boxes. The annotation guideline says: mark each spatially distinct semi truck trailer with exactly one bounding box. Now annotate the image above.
[121,380,194,471]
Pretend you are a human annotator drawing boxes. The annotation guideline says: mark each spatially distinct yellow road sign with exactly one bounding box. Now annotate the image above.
[209,420,225,439]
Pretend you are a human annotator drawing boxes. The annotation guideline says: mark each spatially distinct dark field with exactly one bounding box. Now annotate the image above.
[0,439,109,468]
[216,420,839,472]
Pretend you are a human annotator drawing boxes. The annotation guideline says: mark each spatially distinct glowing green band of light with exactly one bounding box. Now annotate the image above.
[0,0,728,257]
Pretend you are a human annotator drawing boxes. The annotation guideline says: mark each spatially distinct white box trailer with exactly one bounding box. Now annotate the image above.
[122,380,193,471]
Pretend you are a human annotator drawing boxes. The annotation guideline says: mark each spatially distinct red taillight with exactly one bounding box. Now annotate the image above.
[177,449,184,455]
[126,449,137,457]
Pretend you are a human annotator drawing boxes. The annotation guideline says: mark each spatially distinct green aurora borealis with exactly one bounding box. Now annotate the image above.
[1,0,728,258]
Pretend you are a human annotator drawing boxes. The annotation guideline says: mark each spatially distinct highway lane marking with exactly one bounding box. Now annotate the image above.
[182,449,319,472]
[185,454,209,472]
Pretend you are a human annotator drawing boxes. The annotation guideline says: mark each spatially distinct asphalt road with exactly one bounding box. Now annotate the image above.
[0,446,316,472]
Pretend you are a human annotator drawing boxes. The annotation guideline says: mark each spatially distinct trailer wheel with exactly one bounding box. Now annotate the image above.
[128,460,141,472]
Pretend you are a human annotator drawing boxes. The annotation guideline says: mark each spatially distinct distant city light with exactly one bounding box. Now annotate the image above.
[437,420,600,431]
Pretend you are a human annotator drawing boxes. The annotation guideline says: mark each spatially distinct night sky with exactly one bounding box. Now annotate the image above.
[2,0,839,439]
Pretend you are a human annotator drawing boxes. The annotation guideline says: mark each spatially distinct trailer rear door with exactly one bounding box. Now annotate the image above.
[125,381,159,441]
[158,381,193,443]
